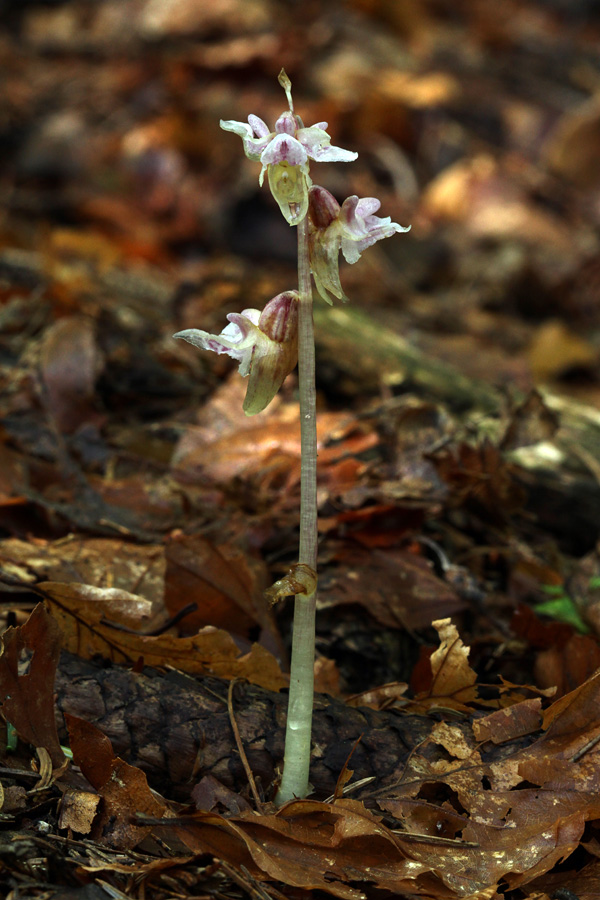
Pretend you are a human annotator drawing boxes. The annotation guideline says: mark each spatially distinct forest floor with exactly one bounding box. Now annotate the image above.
[1,0,600,898]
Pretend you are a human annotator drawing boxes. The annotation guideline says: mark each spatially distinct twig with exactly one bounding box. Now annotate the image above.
[227,679,263,812]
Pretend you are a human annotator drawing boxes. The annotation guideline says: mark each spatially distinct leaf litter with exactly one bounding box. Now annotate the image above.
[2,0,600,897]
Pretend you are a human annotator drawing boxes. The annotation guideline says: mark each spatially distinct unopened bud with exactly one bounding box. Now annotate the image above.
[258,291,299,343]
[308,185,340,230]
[278,68,294,113]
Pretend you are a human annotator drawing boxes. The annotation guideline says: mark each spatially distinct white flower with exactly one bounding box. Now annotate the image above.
[174,291,299,415]
[308,186,411,304]
[220,70,357,225]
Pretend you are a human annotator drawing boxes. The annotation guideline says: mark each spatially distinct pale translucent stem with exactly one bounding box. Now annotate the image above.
[275,215,318,806]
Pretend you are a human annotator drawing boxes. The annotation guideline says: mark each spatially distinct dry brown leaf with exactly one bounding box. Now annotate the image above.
[431,439,527,518]
[172,798,443,899]
[411,618,479,713]
[378,69,459,108]
[422,155,573,248]
[0,603,65,767]
[172,403,350,485]
[138,0,273,39]
[346,681,409,710]
[545,96,600,189]
[191,774,252,815]
[0,537,166,609]
[58,788,100,835]
[535,634,600,698]
[391,801,593,896]
[501,389,560,451]
[322,549,466,631]
[542,668,600,737]
[40,581,287,691]
[532,856,600,900]
[381,670,600,894]
[528,320,597,381]
[472,698,543,744]
[164,533,276,640]
[65,713,167,849]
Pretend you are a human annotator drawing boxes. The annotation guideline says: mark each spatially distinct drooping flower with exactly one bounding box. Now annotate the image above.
[308,185,411,304]
[220,70,357,226]
[174,291,299,416]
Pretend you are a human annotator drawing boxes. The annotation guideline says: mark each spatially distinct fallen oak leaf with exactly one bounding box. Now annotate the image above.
[515,669,600,794]
[389,803,591,896]
[323,548,466,631]
[147,797,445,900]
[541,668,600,737]
[0,603,65,767]
[164,533,279,642]
[38,581,287,691]
[381,673,600,894]
[472,697,544,744]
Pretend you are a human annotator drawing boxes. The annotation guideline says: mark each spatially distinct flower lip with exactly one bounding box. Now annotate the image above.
[222,308,261,343]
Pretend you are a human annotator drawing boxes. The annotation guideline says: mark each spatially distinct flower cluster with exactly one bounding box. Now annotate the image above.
[174,69,409,415]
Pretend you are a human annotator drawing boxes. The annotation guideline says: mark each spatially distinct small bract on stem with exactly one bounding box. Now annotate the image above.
[174,69,409,806]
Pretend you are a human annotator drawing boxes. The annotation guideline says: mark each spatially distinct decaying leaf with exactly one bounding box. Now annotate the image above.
[171,798,444,900]
[472,697,543,744]
[65,713,167,849]
[0,536,166,606]
[0,603,65,767]
[430,440,527,519]
[39,315,104,433]
[164,532,277,640]
[322,549,466,631]
[379,669,600,895]
[58,787,100,835]
[500,389,560,451]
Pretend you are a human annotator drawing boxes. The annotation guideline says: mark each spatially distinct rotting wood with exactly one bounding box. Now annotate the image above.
[54,651,532,802]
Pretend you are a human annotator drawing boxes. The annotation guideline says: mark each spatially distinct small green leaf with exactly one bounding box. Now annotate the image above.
[535,597,589,633]
[540,584,567,596]
[6,722,18,752]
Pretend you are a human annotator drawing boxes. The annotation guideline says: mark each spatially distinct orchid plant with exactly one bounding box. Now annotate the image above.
[175,70,409,806]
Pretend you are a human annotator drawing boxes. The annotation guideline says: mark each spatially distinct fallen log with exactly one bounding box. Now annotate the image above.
[54,651,549,807]
[54,651,443,801]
